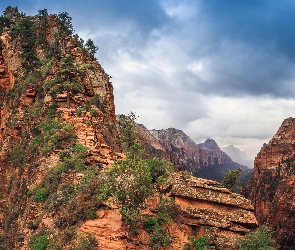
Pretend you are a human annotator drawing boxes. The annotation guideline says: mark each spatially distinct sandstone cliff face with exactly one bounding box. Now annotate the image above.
[248,117,295,249]
[149,129,232,170]
[149,128,202,172]
[170,173,258,249]
[0,9,121,249]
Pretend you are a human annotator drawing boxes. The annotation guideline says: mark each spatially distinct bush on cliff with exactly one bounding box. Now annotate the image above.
[236,225,276,250]
[98,113,175,237]
[220,168,242,193]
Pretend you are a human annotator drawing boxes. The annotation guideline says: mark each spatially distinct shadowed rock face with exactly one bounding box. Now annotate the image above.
[247,117,295,249]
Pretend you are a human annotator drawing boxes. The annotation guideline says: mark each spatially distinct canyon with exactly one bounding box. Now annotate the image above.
[0,6,285,250]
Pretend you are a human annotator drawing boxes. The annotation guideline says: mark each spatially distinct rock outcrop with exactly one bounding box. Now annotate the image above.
[79,173,258,250]
[0,9,121,249]
[247,117,295,249]
[170,173,258,249]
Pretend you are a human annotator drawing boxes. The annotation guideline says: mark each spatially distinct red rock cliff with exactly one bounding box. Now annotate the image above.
[248,117,295,249]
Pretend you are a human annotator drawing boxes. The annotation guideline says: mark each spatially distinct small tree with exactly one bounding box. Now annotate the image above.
[220,168,242,193]
[236,225,276,250]
[116,112,144,157]
[57,12,73,52]
[10,16,39,75]
[85,38,98,58]
[35,9,49,50]
[99,113,174,235]
[46,55,83,108]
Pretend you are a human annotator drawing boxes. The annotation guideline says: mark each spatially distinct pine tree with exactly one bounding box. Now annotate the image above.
[85,38,98,58]
[10,16,39,75]
[46,55,83,108]
[220,168,242,193]
[35,9,49,50]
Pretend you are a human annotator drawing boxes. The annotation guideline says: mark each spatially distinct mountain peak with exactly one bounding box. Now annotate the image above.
[198,138,219,150]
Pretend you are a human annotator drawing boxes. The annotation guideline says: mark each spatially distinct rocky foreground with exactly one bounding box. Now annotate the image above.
[80,173,258,249]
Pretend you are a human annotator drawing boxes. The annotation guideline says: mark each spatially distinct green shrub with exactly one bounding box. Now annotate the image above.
[70,233,98,250]
[29,120,77,155]
[85,120,91,126]
[10,146,27,167]
[184,235,215,250]
[143,198,175,249]
[99,112,175,235]
[47,102,58,118]
[34,188,46,202]
[144,215,171,248]
[29,232,49,250]
[58,143,88,171]
[90,108,97,117]
[85,210,97,220]
[90,94,106,113]
[76,107,84,116]
[235,225,276,250]
[220,168,242,193]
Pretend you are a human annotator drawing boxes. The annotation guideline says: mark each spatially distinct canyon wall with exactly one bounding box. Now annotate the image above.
[248,117,295,249]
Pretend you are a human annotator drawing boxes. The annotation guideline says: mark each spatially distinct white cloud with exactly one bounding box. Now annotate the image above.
[160,0,199,20]
[184,96,295,159]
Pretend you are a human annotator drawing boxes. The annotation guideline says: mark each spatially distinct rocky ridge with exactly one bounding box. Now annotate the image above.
[247,117,295,249]
[140,126,249,181]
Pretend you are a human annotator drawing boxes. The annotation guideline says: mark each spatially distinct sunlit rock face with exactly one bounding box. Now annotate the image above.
[248,117,295,249]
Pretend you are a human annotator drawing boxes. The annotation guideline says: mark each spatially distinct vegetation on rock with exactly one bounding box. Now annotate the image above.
[184,235,216,250]
[220,168,242,193]
[235,225,276,250]
[99,113,175,247]
[0,6,106,249]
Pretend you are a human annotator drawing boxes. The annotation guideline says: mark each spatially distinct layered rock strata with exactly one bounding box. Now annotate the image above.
[79,173,258,250]
[171,173,258,249]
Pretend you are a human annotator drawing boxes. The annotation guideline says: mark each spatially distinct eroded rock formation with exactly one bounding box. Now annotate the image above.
[170,173,258,249]
[247,117,295,249]
[79,173,258,250]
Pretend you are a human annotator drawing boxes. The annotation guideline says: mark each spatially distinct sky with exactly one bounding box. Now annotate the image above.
[2,0,295,161]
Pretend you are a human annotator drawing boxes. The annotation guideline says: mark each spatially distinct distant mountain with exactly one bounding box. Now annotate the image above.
[137,125,250,182]
[221,145,253,168]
